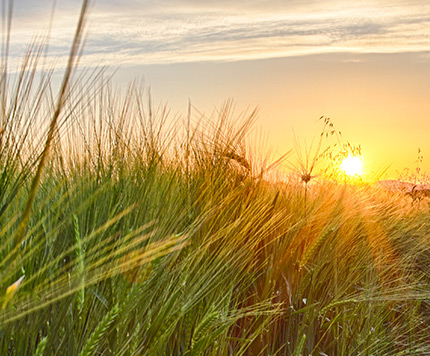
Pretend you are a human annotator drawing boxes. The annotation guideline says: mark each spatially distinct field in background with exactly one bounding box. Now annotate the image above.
[1,2,430,355]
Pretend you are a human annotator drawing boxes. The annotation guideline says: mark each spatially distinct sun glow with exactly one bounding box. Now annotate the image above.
[341,156,363,176]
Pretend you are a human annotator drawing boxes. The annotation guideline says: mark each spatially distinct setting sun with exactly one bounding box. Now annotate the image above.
[341,156,363,176]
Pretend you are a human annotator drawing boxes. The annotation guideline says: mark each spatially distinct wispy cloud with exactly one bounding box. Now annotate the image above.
[6,0,430,67]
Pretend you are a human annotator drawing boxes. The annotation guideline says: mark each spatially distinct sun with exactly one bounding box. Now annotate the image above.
[341,156,363,176]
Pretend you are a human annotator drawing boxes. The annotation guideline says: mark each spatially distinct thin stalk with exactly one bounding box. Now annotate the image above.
[14,0,91,247]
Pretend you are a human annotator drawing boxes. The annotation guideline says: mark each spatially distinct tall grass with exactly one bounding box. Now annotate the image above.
[1,1,430,355]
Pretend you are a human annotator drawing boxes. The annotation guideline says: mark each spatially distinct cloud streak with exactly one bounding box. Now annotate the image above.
[6,0,430,67]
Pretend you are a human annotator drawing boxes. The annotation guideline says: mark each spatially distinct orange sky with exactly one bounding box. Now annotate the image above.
[117,52,430,180]
[9,0,430,179]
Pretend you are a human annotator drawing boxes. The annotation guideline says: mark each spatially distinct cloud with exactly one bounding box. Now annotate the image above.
[5,0,430,68]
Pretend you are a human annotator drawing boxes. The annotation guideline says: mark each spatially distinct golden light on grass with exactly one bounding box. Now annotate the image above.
[2,275,25,310]
[341,156,363,176]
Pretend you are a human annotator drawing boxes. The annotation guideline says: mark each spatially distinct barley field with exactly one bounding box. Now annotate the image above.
[1,2,430,355]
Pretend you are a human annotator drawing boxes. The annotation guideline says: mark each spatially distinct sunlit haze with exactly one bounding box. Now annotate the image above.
[9,0,430,179]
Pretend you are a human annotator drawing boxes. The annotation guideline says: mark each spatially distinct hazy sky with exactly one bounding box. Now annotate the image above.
[8,0,430,178]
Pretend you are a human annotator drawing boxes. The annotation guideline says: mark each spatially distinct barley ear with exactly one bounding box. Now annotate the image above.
[78,303,120,356]
[33,336,48,356]
[299,227,336,270]
[73,214,85,315]
[128,322,142,356]
[294,333,306,356]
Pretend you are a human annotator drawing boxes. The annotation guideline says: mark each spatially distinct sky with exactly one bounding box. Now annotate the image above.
[6,0,430,179]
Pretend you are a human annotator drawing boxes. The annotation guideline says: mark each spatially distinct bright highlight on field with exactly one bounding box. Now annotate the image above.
[341,156,363,176]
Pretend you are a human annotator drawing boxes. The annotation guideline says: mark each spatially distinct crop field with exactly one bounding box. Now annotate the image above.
[1,1,430,355]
